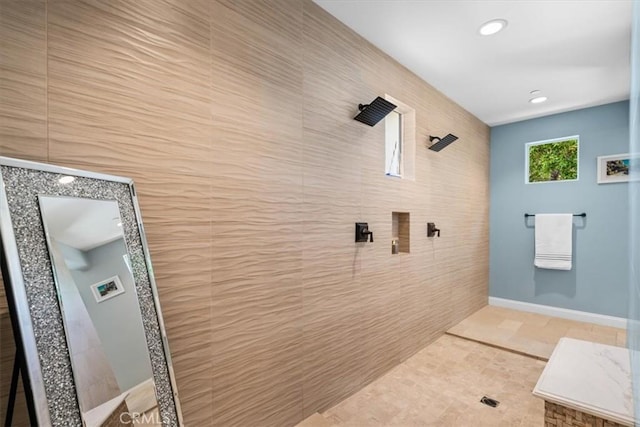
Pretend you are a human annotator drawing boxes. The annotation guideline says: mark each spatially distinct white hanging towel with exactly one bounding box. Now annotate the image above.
[534,214,573,270]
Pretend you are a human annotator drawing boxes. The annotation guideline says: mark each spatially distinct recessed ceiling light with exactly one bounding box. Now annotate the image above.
[479,19,508,36]
[58,176,75,184]
[529,96,548,104]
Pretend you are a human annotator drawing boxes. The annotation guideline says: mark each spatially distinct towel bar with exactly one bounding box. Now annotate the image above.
[524,213,586,218]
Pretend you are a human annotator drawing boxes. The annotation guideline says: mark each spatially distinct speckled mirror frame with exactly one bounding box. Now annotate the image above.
[0,157,182,426]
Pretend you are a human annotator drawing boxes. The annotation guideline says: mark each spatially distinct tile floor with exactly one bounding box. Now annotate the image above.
[447,305,625,360]
[297,305,626,427]
[302,334,546,426]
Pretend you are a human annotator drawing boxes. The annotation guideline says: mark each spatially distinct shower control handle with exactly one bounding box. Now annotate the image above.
[427,222,440,238]
[355,222,374,243]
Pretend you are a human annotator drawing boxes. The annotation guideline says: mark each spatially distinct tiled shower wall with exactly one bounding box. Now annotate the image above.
[0,1,490,425]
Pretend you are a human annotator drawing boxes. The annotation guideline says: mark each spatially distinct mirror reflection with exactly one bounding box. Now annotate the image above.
[38,196,158,426]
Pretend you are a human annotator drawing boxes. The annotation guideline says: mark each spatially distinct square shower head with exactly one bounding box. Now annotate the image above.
[354,97,397,127]
[428,134,459,151]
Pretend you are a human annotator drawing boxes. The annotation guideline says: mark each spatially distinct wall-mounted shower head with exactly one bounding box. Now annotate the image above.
[428,134,458,151]
[354,97,397,127]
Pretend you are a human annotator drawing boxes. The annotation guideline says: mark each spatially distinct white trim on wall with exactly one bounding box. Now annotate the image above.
[488,297,628,330]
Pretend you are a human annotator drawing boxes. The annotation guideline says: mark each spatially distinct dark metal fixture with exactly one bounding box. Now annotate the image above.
[524,213,586,218]
[354,97,397,127]
[428,134,458,151]
[480,396,499,408]
[355,223,374,242]
[427,222,440,237]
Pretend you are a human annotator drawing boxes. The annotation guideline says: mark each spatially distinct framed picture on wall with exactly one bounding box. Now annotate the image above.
[597,153,640,184]
[90,275,125,303]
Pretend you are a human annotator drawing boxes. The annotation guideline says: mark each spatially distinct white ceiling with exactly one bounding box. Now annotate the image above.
[313,0,632,126]
[40,196,124,251]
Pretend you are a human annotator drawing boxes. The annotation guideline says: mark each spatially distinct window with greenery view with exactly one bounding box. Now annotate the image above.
[526,137,579,183]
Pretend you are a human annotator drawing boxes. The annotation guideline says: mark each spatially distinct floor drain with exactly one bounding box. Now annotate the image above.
[480,396,499,408]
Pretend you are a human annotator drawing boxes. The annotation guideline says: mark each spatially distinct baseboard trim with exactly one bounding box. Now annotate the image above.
[488,297,628,330]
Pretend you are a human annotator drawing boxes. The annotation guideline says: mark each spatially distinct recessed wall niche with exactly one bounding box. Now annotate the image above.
[392,212,410,254]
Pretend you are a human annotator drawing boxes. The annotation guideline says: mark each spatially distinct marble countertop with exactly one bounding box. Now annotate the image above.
[532,337,634,426]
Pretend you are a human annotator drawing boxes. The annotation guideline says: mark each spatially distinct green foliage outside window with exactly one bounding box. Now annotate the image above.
[528,138,578,182]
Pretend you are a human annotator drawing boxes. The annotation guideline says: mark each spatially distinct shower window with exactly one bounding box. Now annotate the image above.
[525,136,579,183]
[385,111,403,176]
[383,95,415,180]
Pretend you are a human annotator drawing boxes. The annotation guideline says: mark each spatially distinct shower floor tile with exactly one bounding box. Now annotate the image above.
[296,306,624,427]
[446,305,625,360]
[313,334,546,426]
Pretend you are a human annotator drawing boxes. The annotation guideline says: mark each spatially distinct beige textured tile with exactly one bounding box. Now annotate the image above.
[515,311,552,327]
[0,0,491,425]
[591,324,625,336]
[565,327,602,342]
[322,335,545,427]
[296,413,335,427]
[447,306,624,360]
[0,0,47,162]
[171,344,213,426]
[47,0,212,177]
[517,323,560,344]
[302,308,370,415]
[208,9,305,423]
[498,319,523,331]
[133,175,212,243]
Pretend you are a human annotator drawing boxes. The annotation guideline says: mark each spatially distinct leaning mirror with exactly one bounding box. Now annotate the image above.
[0,157,182,426]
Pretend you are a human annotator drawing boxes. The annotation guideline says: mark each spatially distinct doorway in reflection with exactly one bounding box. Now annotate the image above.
[38,196,158,426]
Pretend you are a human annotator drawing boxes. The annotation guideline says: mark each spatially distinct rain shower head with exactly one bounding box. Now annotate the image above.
[428,134,458,151]
[354,97,397,127]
